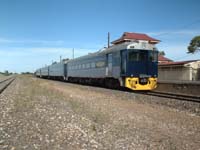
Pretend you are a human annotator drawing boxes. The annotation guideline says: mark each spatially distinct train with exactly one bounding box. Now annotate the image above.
[35,32,159,90]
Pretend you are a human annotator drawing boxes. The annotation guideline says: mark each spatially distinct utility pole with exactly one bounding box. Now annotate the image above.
[108,32,110,48]
[60,55,62,62]
[72,48,74,59]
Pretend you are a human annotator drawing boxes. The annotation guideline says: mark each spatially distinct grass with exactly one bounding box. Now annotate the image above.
[68,98,110,125]
[68,98,110,133]
[14,75,110,131]
[0,73,5,77]
[13,76,63,112]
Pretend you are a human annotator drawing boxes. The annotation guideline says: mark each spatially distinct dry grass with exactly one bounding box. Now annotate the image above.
[13,76,63,112]
[68,99,110,125]
[14,76,110,126]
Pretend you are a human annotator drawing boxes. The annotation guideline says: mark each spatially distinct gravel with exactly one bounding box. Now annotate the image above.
[0,76,200,150]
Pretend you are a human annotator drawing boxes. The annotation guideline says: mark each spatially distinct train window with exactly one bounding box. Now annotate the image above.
[149,53,153,61]
[129,51,138,61]
[138,52,146,60]
[129,50,147,61]
[149,51,158,62]
[82,64,85,69]
[87,63,90,68]
[96,61,105,68]
[91,62,95,68]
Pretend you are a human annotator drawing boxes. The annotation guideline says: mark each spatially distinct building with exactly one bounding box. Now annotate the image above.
[158,60,200,81]
[158,55,173,64]
[111,32,160,45]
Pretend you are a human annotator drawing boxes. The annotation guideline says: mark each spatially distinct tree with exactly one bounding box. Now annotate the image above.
[187,36,200,53]
[4,70,9,76]
[21,72,33,75]
[158,51,165,56]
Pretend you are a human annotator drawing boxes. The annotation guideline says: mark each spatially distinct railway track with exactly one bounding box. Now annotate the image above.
[145,91,200,103]
[0,77,15,94]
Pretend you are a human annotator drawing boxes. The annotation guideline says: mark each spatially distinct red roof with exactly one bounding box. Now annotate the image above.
[111,32,160,44]
[159,60,197,66]
[158,55,172,62]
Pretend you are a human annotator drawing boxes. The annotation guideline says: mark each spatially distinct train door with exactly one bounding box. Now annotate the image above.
[64,63,67,80]
[48,66,50,78]
[121,50,127,75]
[106,53,113,76]
[40,69,41,77]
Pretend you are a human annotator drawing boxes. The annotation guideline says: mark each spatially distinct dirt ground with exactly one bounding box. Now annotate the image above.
[0,76,200,150]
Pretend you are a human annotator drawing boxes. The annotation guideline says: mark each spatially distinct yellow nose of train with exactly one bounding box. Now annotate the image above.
[125,77,157,90]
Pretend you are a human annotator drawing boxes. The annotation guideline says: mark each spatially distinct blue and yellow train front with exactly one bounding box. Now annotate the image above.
[121,49,158,90]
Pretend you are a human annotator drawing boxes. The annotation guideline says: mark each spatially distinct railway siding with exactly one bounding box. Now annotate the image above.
[0,77,15,94]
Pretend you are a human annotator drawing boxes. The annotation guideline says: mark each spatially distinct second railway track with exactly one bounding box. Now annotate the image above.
[0,77,15,94]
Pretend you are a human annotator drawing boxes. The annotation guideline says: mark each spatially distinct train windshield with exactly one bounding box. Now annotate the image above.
[128,50,158,62]
[128,50,147,61]
[149,51,158,62]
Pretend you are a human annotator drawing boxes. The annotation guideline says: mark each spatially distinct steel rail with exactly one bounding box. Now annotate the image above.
[0,77,15,94]
[146,91,200,103]
[0,77,14,84]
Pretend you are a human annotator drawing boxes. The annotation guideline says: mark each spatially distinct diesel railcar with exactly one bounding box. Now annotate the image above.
[36,40,158,90]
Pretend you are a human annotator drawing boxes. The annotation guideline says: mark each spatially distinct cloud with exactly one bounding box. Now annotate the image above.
[147,29,200,38]
[0,46,98,73]
[0,38,12,43]
[0,38,64,46]
[0,47,96,60]
[157,43,200,61]
[146,29,200,61]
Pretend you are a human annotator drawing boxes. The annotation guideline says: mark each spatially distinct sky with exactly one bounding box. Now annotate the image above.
[0,0,200,73]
